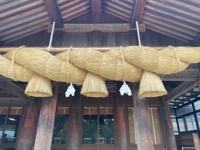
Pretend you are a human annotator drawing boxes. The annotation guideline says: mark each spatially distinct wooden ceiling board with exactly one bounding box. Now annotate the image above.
[102,0,132,16]
[63,10,90,22]
[0,10,48,32]
[143,11,200,32]
[163,0,200,15]
[60,1,91,20]
[146,1,200,27]
[102,4,130,20]
[0,0,44,19]
[58,0,84,10]
[142,14,197,37]
[1,23,50,41]
[144,25,190,42]
[178,0,200,8]
[0,0,30,12]
[0,0,199,43]
[142,20,194,41]
[148,1,200,23]
[5,27,47,44]
[103,9,130,22]
[59,1,90,15]
[0,17,50,37]
[0,6,46,25]
[0,0,12,4]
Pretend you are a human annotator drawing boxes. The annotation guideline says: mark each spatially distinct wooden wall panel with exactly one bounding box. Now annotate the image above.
[5,29,189,48]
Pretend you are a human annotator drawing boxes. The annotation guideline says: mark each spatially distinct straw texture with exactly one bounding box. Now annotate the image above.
[66,48,142,82]
[107,46,189,74]
[4,47,86,85]
[139,71,167,97]
[0,55,33,82]
[81,73,108,97]
[25,74,52,97]
[0,45,199,98]
[160,46,200,63]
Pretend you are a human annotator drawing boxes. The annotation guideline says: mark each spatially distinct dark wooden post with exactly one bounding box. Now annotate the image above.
[68,87,81,150]
[16,98,41,150]
[34,85,58,150]
[160,100,177,150]
[115,93,128,150]
[132,83,154,150]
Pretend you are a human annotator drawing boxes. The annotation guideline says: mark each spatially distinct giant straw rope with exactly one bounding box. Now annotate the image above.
[1,46,199,98]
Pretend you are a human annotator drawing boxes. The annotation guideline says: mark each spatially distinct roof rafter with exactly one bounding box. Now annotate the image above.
[164,81,197,103]
[42,0,63,28]
[130,0,146,27]
[0,77,28,101]
[91,0,101,22]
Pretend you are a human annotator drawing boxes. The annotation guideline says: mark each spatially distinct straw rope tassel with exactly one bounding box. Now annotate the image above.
[81,47,108,98]
[139,46,167,97]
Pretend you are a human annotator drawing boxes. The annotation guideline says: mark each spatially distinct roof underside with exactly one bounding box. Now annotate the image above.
[0,0,199,108]
[0,0,200,44]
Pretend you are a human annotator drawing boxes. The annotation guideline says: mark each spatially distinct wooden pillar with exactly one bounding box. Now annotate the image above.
[192,133,200,150]
[160,100,177,150]
[16,98,41,150]
[34,85,58,150]
[132,83,154,150]
[68,87,81,150]
[115,93,128,150]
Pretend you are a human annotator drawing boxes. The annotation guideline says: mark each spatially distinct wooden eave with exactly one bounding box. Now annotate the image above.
[0,0,200,43]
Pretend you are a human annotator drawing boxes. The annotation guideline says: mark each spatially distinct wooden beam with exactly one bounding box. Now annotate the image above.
[192,33,200,46]
[91,0,101,14]
[48,23,145,33]
[16,98,41,150]
[160,100,177,150]
[91,0,101,23]
[132,83,154,150]
[164,81,197,102]
[42,0,63,28]
[130,0,147,27]
[198,79,200,92]
[0,98,25,105]
[116,93,128,150]
[161,69,200,81]
[34,85,58,150]
[68,87,81,149]
[0,45,195,53]
[0,80,28,101]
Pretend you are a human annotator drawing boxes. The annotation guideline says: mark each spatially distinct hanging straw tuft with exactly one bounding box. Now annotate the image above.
[81,72,108,98]
[25,74,52,97]
[139,71,167,98]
